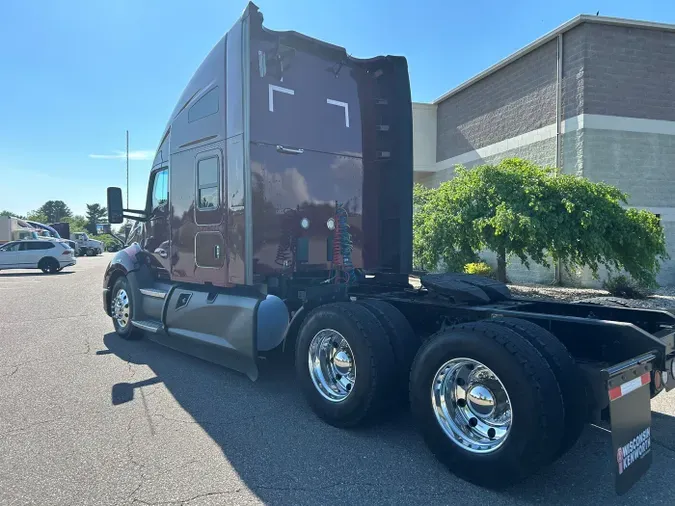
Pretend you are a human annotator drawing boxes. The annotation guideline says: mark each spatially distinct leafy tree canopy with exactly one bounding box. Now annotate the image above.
[413,158,668,287]
[0,210,25,219]
[36,200,72,223]
[64,215,88,233]
[85,203,108,235]
[26,210,50,223]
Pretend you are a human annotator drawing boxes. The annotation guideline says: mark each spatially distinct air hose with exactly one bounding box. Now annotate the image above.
[275,209,296,268]
[330,203,355,284]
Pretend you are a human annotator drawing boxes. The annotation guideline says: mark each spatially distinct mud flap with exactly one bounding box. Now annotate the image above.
[605,353,655,495]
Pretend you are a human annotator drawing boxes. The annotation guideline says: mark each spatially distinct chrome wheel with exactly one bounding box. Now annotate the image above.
[112,288,130,329]
[308,329,356,402]
[431,357,512,454]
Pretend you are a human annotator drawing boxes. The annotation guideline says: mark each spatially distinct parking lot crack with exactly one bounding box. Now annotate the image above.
[3,365,19,378]
[128,362,136,379]
[151,413,219,428]
[132,490,245,505]
[125,417,149,502]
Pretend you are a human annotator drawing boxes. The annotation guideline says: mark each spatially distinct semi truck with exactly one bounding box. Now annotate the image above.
[103,2,674,495]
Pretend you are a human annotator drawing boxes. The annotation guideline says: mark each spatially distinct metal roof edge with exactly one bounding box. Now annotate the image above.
[432,14,675,104]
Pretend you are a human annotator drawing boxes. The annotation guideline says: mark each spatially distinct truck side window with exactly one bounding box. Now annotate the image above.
[188,87,219,123]
[197,157,219,210]
[152,169,169,210]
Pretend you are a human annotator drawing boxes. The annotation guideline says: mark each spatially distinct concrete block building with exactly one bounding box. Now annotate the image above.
[413,15,675,287]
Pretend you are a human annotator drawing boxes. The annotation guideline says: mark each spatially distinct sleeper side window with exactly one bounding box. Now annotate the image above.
[197,157,220,210]
[152,168,169,210]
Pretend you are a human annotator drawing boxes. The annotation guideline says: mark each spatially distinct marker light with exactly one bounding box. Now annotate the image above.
[326,218,335,231]
[301,218,310,230]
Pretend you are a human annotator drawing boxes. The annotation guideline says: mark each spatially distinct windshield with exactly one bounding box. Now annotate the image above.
[17,231,39,240]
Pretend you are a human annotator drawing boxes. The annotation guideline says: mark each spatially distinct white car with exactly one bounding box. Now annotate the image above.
[0,240,76,274]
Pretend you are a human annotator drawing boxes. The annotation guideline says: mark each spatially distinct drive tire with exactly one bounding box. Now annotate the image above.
[295,302,396,428]
[488,317,587,460]
[356,299,419,405]
[110,277,143,340]
[39,257,60,274]
[409,320,565,489]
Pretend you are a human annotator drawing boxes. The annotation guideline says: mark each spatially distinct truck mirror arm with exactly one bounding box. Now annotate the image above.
[122,209,149,222]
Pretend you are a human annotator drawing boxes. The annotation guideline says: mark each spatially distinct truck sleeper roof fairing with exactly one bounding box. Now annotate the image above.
[154,1,413,286]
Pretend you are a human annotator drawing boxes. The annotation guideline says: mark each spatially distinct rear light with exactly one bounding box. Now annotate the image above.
[62,249,73,255]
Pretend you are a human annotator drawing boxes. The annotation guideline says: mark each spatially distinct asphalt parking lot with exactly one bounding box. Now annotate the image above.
[2,254,675,505]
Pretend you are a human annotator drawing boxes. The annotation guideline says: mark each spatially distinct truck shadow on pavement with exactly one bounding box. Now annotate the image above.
[101,332,675,505]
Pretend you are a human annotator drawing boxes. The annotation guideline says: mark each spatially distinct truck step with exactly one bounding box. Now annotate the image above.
[140,288,168,299]
[131,320,164,333]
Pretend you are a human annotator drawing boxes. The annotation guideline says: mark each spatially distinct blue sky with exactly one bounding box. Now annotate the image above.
[1,0,673,217]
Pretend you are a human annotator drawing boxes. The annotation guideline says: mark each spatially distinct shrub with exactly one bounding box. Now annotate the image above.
[602,274,647,299]
[96,233,123,251]
[412,158,669,285]
[464,262,495,278]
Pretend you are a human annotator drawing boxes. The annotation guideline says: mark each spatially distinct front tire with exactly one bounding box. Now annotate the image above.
[110,277,143,340]
[409,320,565,489]
[295,302,396,428]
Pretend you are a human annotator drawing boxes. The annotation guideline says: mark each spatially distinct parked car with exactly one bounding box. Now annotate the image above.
[25,220,79,253]
[0,240,76,274]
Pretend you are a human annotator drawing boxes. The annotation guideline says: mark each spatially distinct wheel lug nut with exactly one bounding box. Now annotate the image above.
[487,428,496,439]
[346,383,352,391]
[457,398,467,407]
[336,374,342,380]
[469,417,478,427]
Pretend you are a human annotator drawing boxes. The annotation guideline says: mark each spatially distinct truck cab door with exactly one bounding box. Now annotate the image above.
[143,167,171,278]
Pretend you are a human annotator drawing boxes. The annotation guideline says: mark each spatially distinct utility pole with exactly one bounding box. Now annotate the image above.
[126,130,129,210]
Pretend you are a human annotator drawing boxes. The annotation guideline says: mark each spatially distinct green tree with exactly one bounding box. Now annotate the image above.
[0,210,25,219]
[37,200,72,222]
[85,203,107,234]
[413,158,668,287]
[26,210,50,223]
[64,215,88,233]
